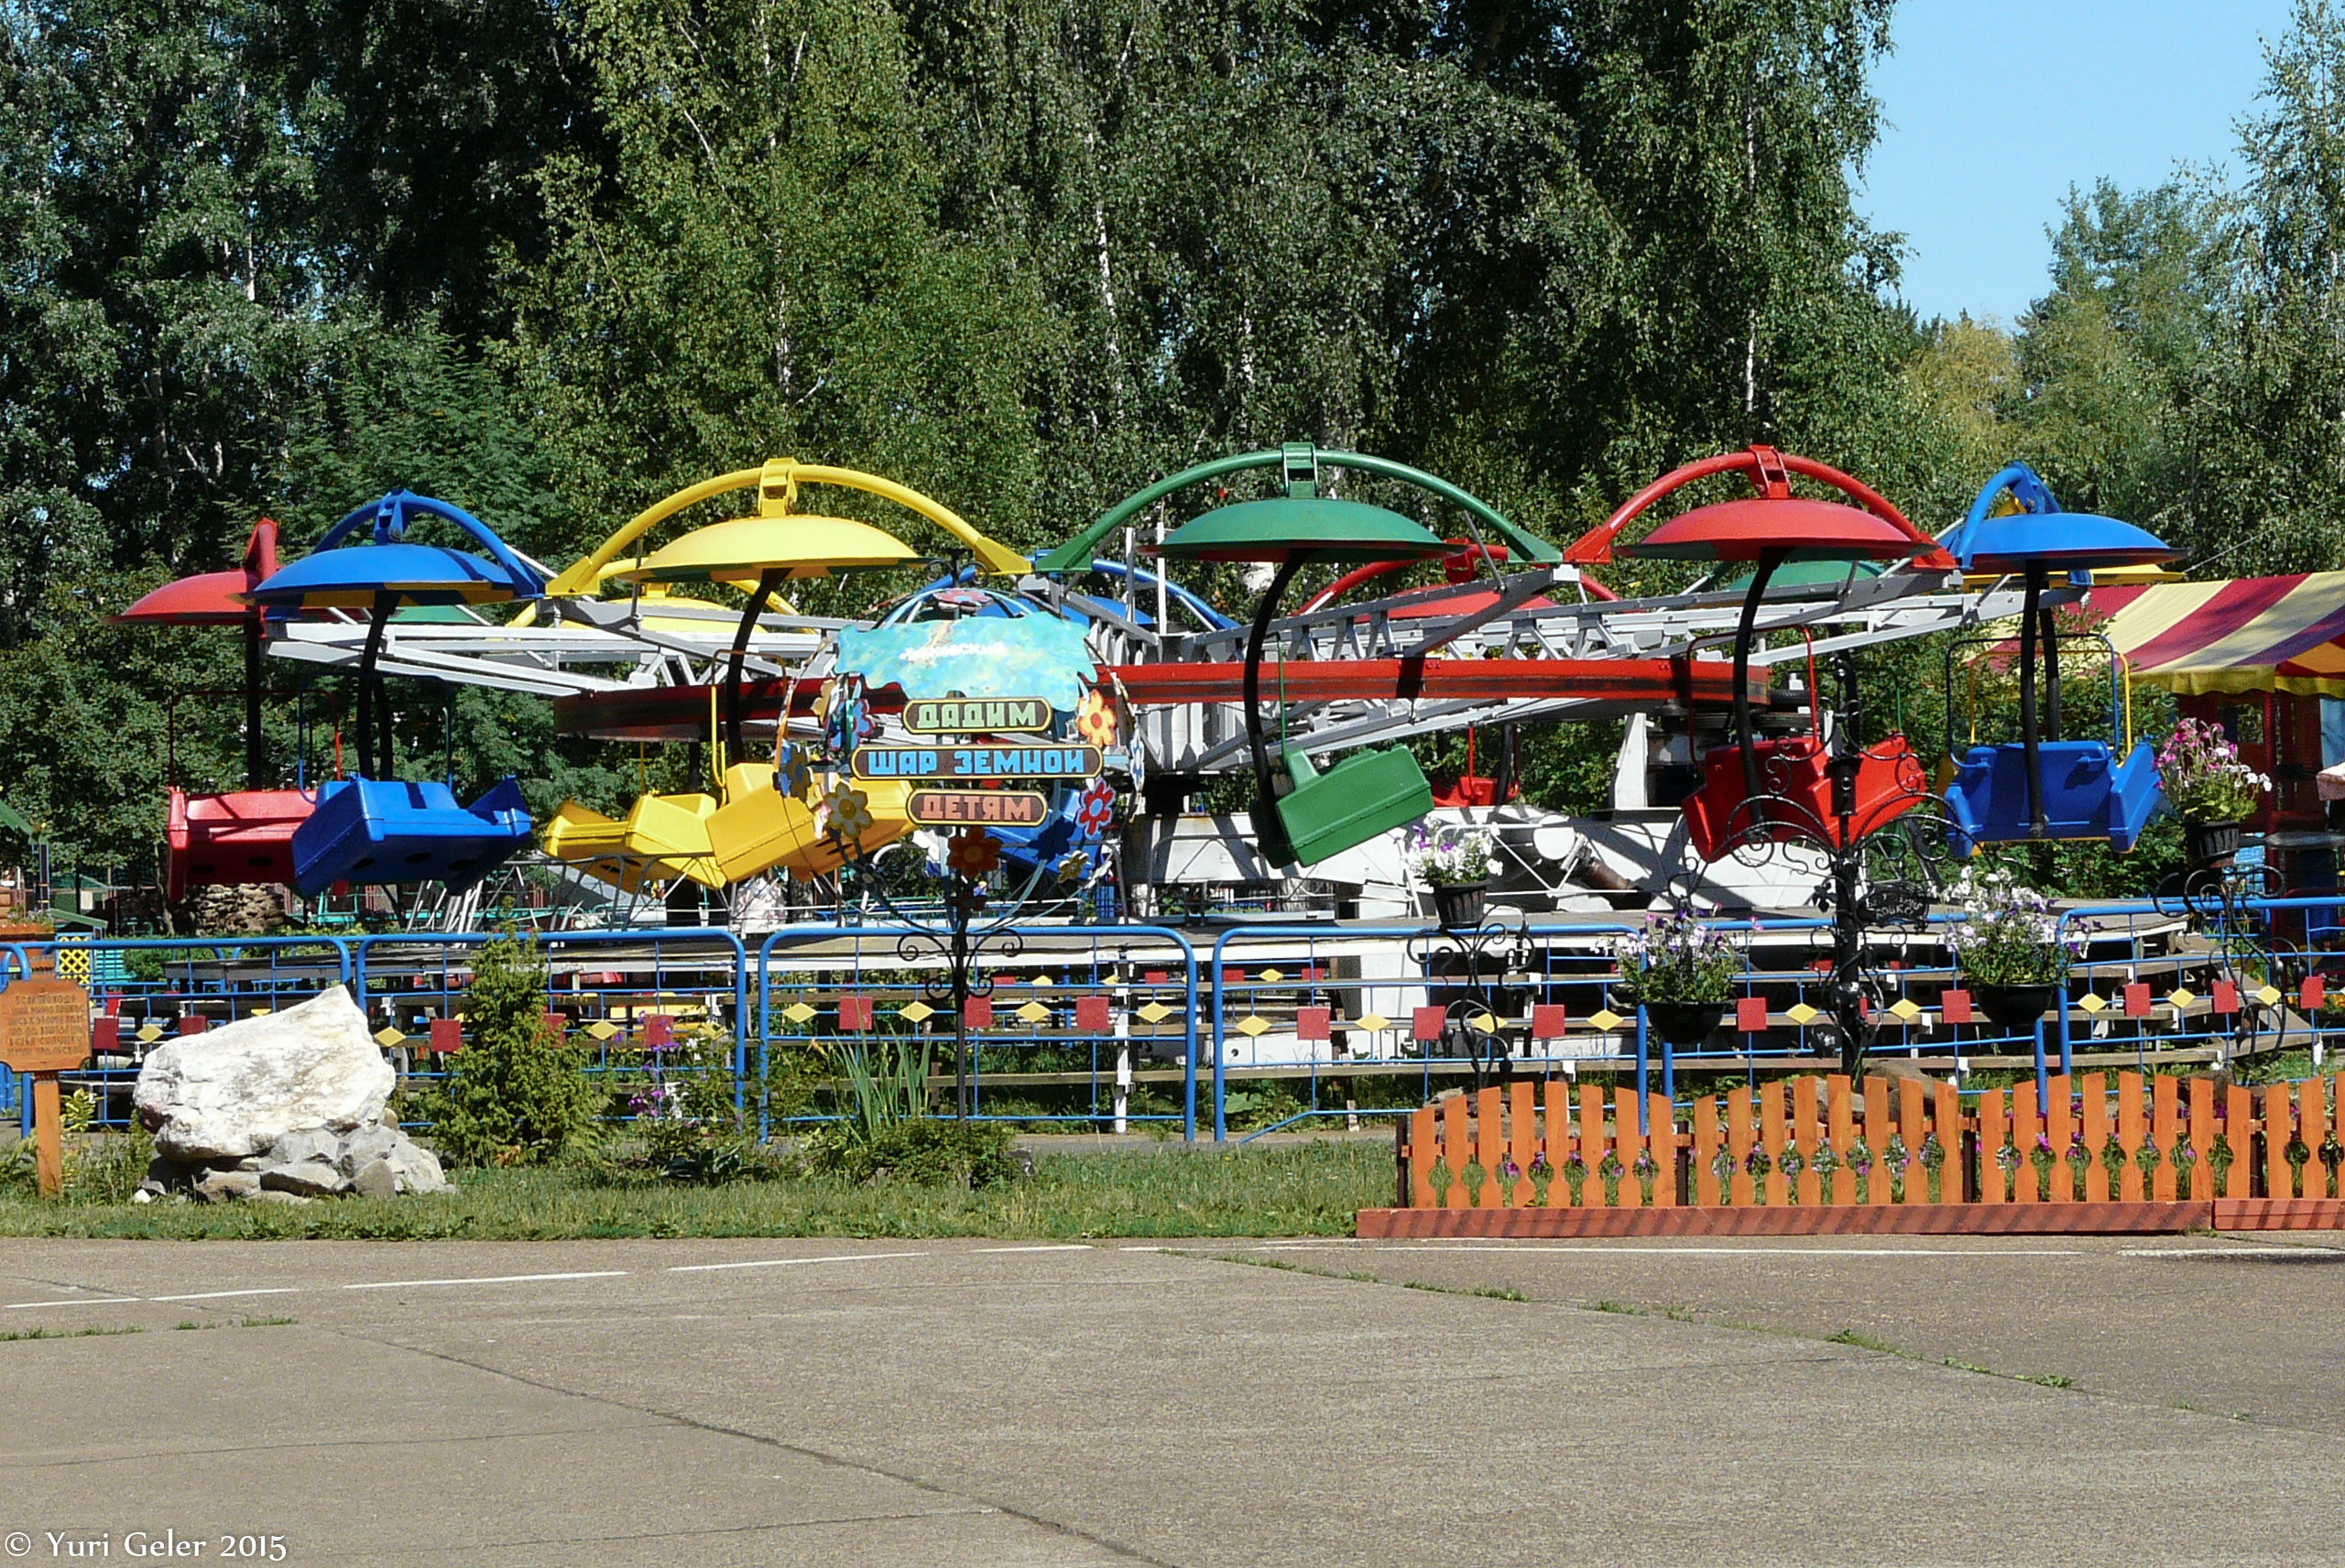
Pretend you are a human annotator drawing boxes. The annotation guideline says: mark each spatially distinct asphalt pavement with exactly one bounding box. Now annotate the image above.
[2,1231,2341,1565]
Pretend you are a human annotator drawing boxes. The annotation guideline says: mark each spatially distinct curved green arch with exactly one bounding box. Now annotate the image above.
[1033,446,1562,574]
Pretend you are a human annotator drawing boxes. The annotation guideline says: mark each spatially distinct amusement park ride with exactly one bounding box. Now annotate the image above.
[125,441,2180,952]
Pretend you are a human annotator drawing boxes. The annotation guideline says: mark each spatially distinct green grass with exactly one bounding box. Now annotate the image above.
[1,1323,144,1342]
[0,1140,1393,1241]
[174,1315,298,1331]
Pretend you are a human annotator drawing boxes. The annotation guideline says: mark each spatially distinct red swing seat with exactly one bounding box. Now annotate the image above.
[1683,734,1928,862]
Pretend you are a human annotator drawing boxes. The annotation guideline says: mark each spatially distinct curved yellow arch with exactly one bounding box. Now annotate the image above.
[548,459,1026,596]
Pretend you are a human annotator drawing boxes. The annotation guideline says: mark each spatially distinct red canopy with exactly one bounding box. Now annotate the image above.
[116,519,278,626]
[1626,496,1926,563]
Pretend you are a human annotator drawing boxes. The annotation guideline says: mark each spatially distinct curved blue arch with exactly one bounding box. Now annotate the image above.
[260,490,545,604]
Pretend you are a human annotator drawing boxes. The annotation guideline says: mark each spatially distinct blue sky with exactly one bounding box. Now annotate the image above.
[1862,0,2298,324]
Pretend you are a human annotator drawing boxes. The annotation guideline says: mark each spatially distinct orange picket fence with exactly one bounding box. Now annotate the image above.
[1369,1072,2345,1236]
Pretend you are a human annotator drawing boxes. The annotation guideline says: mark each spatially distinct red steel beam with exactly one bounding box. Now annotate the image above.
[1110,657,1763,707]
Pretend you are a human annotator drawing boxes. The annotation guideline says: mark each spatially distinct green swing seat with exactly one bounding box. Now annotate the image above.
[1264,745,1434,869]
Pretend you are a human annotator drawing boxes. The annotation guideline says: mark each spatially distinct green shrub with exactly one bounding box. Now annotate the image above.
[805,1116,1021,1188]
[421,930,602,1167]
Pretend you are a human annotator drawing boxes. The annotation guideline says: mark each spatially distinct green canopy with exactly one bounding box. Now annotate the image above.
[1156,496,1447,565]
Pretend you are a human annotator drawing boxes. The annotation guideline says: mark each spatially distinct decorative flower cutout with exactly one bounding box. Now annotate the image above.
[773,743,812,800]
[946,829,1000,878]
[823,674,873,753]
[1054,849,1092,886]
[1074,687,1121,746]
[1074,778,1116,837]
[821,782,874,842]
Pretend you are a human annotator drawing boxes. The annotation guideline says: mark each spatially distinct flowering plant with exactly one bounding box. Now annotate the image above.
[1408,824,1495,886]
[2156,716,2271,824]
[1612,906,1739,1005]
[1944,870,2075,987]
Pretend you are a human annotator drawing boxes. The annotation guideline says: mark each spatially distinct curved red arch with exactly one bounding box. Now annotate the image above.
[1565,447,1952,572]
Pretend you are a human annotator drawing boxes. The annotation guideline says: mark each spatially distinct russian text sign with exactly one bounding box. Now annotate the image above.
[907,789,1051,827]
[852,745,1103,782]
[0,978,91,1073]
[900,697,1053,735]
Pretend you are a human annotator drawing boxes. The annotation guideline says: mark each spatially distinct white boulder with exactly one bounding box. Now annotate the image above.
[134,985,394,1160]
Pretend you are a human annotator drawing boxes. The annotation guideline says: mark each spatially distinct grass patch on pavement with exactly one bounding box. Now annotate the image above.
[0,1323,144,1342]
[0,1140,1391,1242]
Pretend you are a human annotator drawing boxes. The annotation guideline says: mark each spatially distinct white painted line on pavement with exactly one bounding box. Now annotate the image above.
[666,1251,926,1274]
[1300,1244,2083,1258]
[973,1245,1092,1253]
[148,1287,304,1302]
[2120,1247,2340,1258]
[343,1270,631,1290]
[3,1296,141,1310]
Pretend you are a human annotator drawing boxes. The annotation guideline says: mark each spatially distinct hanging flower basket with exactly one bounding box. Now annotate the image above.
[2185,819,2243,868]
[1642,999,1727,1046]
[1432,879,1489,931]
[1972,982,2061,1029]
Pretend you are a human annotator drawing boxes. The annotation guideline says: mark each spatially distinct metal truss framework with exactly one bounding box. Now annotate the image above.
[261,564,2056,776]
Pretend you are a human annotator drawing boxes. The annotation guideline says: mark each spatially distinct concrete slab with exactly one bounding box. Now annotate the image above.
[1,1236,2340,1565]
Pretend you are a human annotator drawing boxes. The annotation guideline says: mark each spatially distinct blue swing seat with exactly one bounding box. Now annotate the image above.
[291,776,533,895]
[993,793,1086,881]
[1943,739,2164,857]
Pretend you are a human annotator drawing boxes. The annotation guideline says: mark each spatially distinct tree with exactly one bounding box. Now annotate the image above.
[426,929,603,1166]
[507,0,1053,555]
[2187,0,2345,576]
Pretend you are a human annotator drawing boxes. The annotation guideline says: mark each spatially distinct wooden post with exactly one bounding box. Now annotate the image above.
[2012,1079,2040,1205]
[1648,1092,1677,1208]
[1443,1093,1472,1210]
[1936,1082,1965,1204]
[2307,1080,2331,1202]
[1760,1080,1789,1206]
[1827,1074,1856,1206]
[1579,1083,1607,1207]
[1408,1106,1436,1208]
[1509,1081,1538,1209]
[1863,1074,1891,1205]
[2083,1073,2113,1203]
[1792,1076,1822,1207]
[1980,1086,2009,1204]
[1695,1094,1723,1207]
[2152,1075,2180,1203]
[2225,1084,2254,1199]
[2046,1073,2074,1203]
[2265,1082,2294,1200]
[1728,1088,1756,1207]
[2119,1072,2146,1203]
[1543,1079,1572,1207]
[1613,1086,1644,1210]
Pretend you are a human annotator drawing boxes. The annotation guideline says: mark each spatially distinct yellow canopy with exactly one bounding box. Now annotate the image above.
[550,458,1028,596]
[608,514,920,585]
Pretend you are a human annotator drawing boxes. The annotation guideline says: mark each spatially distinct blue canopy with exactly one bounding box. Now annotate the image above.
[248,492,545,609]
[1942,463,2179,574]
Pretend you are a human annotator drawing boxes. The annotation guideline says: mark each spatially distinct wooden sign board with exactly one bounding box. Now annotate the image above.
[0,977,91,1073]
[907,789,1050,828]
[853,744,1102,783]
[900,696,1053,735]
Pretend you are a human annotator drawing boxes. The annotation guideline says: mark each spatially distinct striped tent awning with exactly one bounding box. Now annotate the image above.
[2088,572,2345,696]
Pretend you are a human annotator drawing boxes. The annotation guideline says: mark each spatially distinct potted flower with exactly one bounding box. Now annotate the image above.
[2155,716,2271,866]
[1945,871,2075,1028]
[1412,827,1497,930]
[1613,905,1739,1045]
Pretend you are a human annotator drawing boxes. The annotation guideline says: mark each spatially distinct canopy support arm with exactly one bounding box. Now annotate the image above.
[1034,449,1559,575]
